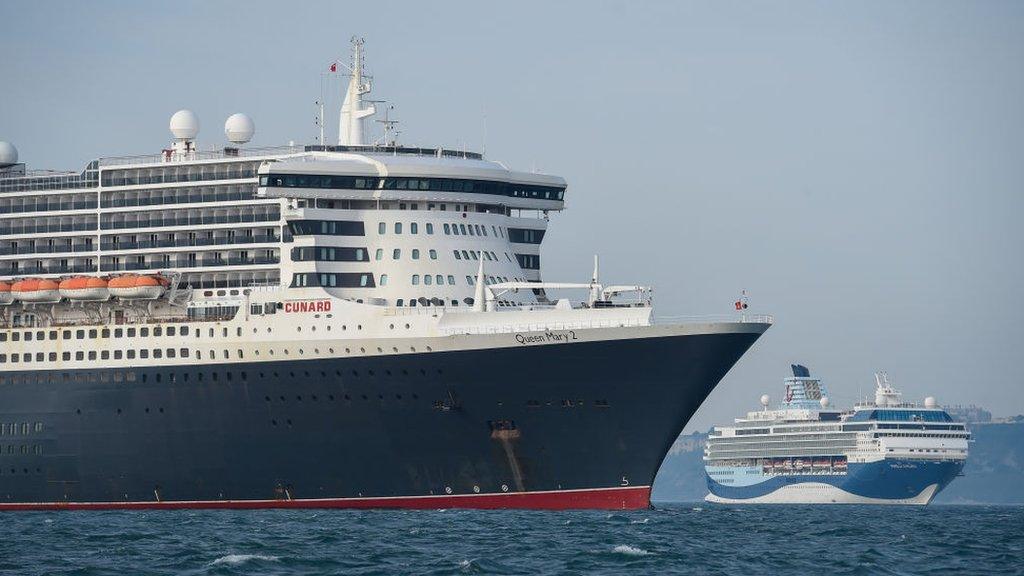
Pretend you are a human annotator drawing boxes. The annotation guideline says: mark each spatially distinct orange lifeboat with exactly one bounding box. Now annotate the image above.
[11,278,61,303]
[108,274,168,300]
[0,281,12,305]
[59,276,111,301]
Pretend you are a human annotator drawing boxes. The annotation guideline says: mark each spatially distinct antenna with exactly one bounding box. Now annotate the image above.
[315,73,326,146]
[373,102,401,146]
[338,36,376,146]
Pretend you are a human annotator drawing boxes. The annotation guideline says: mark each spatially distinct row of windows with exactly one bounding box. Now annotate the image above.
[375,248,438,261]
[291,246,369,262]
[0,365,448,387]
[262,173,566,201]
[290,272,375,288]
[0,348,191,364]
[378,222,434,235]
[453,249,507,263]
[443,222,505,239]
[411,274,456,286]
[875,433,968,440]
[287,220,365,236]
[381,272,516,289]
[0,325,190,342]
[0,445,43,456]
[0,423,43,436]
[377,221,512,241]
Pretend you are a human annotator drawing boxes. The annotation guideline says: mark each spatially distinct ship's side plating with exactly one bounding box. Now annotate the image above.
[0,320,767,509]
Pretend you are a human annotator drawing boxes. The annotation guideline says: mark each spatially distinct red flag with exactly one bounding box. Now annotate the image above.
[330,63,337,72]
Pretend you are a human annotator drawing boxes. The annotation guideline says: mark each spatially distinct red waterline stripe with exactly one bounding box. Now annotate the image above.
[0,486,651,512]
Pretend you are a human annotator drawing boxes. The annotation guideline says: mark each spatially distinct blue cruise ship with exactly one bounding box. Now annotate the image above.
[704,366,969,505]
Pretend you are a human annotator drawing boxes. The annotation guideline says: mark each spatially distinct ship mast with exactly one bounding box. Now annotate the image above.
[338,37,376,146]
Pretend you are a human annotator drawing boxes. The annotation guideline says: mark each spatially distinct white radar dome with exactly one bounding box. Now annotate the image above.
[169,109,200,140]
[224,113,255,144]
[760,394,770,407]
[0,141,17,165]
[820,396,830,408]
[924,396,937,409]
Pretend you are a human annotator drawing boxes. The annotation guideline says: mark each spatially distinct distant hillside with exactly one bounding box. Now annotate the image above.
[934,421,1024,505]
[652,422,1024,505]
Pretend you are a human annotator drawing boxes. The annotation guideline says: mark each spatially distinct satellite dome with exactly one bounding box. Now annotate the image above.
[924,396,937,409]
[0,141,18,166]
[169,110,199,140]
[820,396,830,408]
[760,394,770,407]
[224,113,255,144]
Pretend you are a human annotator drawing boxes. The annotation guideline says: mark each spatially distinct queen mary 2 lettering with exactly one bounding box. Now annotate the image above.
[0,38,771,510]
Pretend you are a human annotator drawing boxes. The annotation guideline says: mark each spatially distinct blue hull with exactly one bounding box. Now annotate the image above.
[706,459,964,504]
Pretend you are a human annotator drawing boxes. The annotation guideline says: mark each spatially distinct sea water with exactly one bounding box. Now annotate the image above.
[0,504,1020,575]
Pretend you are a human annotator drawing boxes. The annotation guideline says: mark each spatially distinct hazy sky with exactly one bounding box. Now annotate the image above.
[2,1,1021,430]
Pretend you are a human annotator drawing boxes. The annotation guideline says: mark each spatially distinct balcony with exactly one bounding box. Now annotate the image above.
[0,222,98,235]
[0,200,99,215]
[99,212,280,231]
[100,189,259,208]
[0,244,96,256]
[100,256,280,272]
[0,264,97,276]
[98,235,280,251]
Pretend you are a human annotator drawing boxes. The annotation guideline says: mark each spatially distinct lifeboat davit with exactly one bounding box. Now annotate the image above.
[0,281,13,305]
[59,276,111,301]
[11,278,62,303]
[108,275,168,300]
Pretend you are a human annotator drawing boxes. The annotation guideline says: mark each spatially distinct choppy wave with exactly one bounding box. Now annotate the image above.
[5,504,1020,575]
[612,544,651,556]
[210,554,280,565]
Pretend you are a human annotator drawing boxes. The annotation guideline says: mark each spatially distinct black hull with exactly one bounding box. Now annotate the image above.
[0,331,761,509]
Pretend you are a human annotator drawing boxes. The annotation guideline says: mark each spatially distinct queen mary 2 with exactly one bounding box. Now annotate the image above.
[0,39,770,510]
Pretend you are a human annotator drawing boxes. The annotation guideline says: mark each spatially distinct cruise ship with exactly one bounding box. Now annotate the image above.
[0,39,771,510]
[704,366,969,505]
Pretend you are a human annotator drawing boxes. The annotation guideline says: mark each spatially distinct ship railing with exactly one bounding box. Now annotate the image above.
[438,317,649,336]
[653,313,774,325]
[98,145,308,168]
